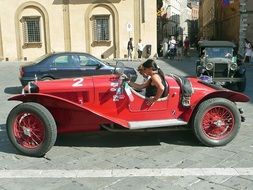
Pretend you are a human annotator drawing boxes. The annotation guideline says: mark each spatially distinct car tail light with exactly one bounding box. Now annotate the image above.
[19,67,24,77]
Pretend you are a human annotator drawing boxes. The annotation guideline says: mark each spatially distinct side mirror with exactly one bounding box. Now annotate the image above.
[95,64,102,70]
[114,61,124,74]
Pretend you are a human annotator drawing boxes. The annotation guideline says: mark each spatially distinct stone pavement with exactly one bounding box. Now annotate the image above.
[0,55,252,190]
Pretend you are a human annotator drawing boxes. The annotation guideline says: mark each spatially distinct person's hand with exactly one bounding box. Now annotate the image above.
[146,97,157,106]
[120,74,130,82]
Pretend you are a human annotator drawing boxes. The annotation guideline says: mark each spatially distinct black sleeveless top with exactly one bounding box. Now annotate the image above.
[145,75,167,98]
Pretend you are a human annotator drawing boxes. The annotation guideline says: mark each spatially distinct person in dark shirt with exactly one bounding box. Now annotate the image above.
[183,36,190,56]
[127,38,134,61]
[127,59,166,106]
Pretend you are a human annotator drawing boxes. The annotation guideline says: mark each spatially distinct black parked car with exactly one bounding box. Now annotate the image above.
[19,52,137,86]
[196,41,246,92]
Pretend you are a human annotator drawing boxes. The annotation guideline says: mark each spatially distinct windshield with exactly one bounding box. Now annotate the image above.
[205,47,233,59]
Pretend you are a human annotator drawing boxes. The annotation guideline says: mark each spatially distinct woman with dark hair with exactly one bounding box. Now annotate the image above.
[128,59,167,106]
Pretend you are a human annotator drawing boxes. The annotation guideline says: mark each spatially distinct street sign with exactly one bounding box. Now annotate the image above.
[127,23,133,32]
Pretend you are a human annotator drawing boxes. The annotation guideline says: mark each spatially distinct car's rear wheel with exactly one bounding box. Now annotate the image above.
[6,102,57,157]
[192,98,240,146]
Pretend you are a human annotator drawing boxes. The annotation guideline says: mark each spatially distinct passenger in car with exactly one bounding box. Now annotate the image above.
[128,59,167,106]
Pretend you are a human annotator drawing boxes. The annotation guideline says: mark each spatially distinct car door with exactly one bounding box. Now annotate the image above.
[49,54,82,79]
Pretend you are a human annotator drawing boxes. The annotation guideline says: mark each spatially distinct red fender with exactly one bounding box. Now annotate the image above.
[202,90,250,103]
[8,94,128,132]
[180,90,250,121]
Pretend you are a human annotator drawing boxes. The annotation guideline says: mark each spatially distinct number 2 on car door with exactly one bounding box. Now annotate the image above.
[72,78,83,87]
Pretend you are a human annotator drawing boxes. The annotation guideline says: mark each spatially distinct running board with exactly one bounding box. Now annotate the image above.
[128,119,188,130]
[101,124,190,132]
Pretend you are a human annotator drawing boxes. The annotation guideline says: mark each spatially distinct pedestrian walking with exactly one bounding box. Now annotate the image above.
[176,39,183,61]
[127,38,134,61]
[244,38,252,63]
[183,36,190,56]
[137,39,144,61]
[168,36,177,59]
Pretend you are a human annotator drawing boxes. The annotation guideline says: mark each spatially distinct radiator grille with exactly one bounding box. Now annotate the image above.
[213,63,228,78]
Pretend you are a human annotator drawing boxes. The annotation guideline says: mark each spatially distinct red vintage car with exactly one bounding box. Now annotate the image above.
[6,63,249,157]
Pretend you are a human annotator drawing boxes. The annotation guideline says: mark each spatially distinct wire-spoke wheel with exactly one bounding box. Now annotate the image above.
[7,103,57,157]
[192,98,240,146]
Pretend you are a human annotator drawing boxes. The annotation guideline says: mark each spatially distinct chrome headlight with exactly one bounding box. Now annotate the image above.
[230,63,238,71]
[206,62,214,70]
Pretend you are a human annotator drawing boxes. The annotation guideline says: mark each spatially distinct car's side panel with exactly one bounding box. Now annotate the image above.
[8,93,115,133]
[13,74,249,133]
[89,76,189,123]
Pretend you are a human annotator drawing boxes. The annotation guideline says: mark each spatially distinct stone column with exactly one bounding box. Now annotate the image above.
[63,0,71,51]
[134,0,141,59]
[239,0,247,55]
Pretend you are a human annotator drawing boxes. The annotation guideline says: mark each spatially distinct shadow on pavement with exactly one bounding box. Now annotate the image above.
[4,86,23,95]
[0,124,18,155]
[0,123,202,156]
[55,130,202,148]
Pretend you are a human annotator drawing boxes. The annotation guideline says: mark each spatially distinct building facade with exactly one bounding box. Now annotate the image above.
[157,0,192,42]
[199,0,216,39]
[191,1,199,20]
[187,0,199,45]
[216,0,240,44]
[0,0,157,61]
[239,0,253,54]
[199,0,253,54]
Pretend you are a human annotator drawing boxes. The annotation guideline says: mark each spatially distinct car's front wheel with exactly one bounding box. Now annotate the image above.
[192,98,240,146]
[6,102,57,157]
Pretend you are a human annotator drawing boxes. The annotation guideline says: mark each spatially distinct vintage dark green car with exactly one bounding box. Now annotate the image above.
[196,41,246,92]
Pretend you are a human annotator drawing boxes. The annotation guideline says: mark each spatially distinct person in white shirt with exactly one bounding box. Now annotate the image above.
[244,38,252,63]
[168,36,177,59]
[169,36,176,49]
[137,39,144,60]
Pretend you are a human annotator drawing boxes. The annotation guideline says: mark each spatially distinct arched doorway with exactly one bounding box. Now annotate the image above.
[15,2,50,60]
[85,4,119,59]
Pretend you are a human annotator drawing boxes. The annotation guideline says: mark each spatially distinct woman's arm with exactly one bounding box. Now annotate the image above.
[128,79,150,90]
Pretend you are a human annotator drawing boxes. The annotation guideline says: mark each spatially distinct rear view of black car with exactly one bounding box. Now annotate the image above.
[19,52,137,86]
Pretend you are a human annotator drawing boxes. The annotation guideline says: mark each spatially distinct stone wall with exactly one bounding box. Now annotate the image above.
[0,0,157,61]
